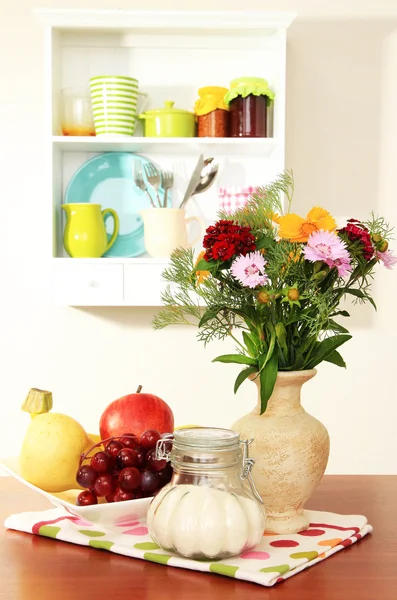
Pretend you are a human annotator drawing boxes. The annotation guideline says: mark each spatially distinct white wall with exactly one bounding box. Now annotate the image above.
[1,1,396,474]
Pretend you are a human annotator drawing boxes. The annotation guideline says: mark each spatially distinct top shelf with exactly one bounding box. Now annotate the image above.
[52,136,278,156]
[35,10,297,34]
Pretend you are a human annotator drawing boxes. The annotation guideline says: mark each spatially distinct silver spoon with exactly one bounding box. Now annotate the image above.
[179,158,219,209]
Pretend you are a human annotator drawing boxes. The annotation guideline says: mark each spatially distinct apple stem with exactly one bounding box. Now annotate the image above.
[136,385,143,393]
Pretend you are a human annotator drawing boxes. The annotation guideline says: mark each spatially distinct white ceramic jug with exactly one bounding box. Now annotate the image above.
[140,208,205,258]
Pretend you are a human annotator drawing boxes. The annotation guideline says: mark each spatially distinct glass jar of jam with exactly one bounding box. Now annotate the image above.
[224,77,274,138]
[194,86,229,137]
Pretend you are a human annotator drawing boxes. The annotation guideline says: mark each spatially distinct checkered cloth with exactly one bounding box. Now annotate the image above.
[218,186,257,214]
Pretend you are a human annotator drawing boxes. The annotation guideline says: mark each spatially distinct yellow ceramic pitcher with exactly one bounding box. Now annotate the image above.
[62,203,119,258]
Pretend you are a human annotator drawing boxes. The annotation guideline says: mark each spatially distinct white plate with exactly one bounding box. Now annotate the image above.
[0,456,152,527]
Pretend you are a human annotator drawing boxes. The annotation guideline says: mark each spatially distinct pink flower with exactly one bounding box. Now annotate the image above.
[304,230,352,277]
[376,249,397,269]
[330,256,352,277]
[231,251,269,288]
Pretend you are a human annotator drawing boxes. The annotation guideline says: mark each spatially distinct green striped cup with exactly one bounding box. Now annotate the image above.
[89,76,147,136]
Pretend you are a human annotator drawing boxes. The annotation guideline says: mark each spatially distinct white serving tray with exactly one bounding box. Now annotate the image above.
[0,456,151,527]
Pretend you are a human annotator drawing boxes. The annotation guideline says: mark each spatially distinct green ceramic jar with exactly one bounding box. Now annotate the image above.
[139,101,196,137]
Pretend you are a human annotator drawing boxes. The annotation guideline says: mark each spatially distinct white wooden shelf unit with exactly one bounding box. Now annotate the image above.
[37,9,296,306]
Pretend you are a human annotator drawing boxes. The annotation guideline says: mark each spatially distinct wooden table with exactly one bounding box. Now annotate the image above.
[0,476,396,600]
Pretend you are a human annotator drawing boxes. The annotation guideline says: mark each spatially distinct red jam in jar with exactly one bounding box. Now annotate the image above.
[229,94,267,138]
[225,78,274,138]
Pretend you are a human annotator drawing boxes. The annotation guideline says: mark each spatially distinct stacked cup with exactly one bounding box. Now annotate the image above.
[89,76,145,136]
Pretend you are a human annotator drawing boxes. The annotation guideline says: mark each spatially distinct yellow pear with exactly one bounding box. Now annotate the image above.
[19,388,95,493]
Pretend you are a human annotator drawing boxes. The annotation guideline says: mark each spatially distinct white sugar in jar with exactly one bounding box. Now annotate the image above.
[147,427,265,560]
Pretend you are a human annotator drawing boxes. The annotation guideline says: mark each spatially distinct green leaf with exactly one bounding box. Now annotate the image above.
[330,310,350,318]
[259,347,278,414]
[234,367,258,394]
[212,354,257,366]
[324,350,346,368]
[324,319,350,334]
[199,307,220,327]
[259,324,276,371]
[242,331,258,358]
[290,352,305,370]
[344,288,377,310]
[275,322,288,360]
[305,334,352,369]
[255,236,275,250]
[195,259,218,272]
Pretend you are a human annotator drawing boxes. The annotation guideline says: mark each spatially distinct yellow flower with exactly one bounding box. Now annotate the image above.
[278,206,336,243]
[272,212,281,225]
[195,250,210,285]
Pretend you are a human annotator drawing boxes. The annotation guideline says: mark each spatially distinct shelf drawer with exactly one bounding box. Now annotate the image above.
[124,263,167,306]
[50,262,123,305]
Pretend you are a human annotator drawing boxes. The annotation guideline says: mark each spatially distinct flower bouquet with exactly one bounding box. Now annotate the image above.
[153,171,395,414]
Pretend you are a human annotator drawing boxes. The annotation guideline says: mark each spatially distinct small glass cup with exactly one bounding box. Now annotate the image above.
[61,87,95,136]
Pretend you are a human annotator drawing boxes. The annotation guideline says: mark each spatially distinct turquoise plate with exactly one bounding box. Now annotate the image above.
[64,152,165,257]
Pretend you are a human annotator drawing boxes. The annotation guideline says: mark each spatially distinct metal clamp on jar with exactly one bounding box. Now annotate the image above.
[147,427,265,560]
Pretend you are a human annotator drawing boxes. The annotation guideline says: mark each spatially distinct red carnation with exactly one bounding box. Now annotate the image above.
[339,219,374,260]
[203,220,256,262]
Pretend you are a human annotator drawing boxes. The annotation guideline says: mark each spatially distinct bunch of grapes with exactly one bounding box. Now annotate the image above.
[75,429,173,506]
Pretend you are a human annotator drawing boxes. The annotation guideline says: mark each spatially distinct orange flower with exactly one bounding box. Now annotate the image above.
[288,249,301,263]
[195,250,210,285]
[278,206,336,243]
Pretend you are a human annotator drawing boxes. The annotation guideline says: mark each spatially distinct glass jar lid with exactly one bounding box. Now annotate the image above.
[224,77,275,106]
[158,427,242,471]
[194,87,229,116]
[156,427,264,504]
[174,427,239,449]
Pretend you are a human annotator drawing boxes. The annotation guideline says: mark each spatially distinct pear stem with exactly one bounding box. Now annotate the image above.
[21,388,53,416]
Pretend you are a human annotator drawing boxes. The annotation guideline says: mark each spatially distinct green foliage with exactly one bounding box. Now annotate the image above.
[152,171,394,414]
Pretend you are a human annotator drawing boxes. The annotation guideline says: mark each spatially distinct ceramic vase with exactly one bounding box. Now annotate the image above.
[232,369,330,534]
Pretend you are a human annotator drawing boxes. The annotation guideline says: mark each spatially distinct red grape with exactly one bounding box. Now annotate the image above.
[120,433,139,449]
[106,494,115,503]
[76,465,97,488]
[113,487,135,502]
[77,490,98,506]
[91,451,112,473]
[158,463,173,485]
[134,489,145,499]
[105,440,123,458]
[94,474,114,497]
[146,449,167,472]
[134,446,146,468]
[119,467,141,492]
[140,429,161,450]
[140,469,160,493]
[116,448,138,469]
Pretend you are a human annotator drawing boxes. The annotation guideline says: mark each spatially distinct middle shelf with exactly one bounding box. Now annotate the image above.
[52,136,278,156]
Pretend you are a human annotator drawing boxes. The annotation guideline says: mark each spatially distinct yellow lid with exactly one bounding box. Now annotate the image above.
[194,86,229,116]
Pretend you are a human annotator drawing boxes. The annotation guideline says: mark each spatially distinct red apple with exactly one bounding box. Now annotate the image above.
[99,386,174,440]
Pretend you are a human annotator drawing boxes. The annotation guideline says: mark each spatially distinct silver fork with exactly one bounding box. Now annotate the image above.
[144,163,162,208]
[161,171,174,208]
[134,161,156,208]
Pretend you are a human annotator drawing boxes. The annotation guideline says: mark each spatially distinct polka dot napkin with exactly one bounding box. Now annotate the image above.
[4,509,372,587]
